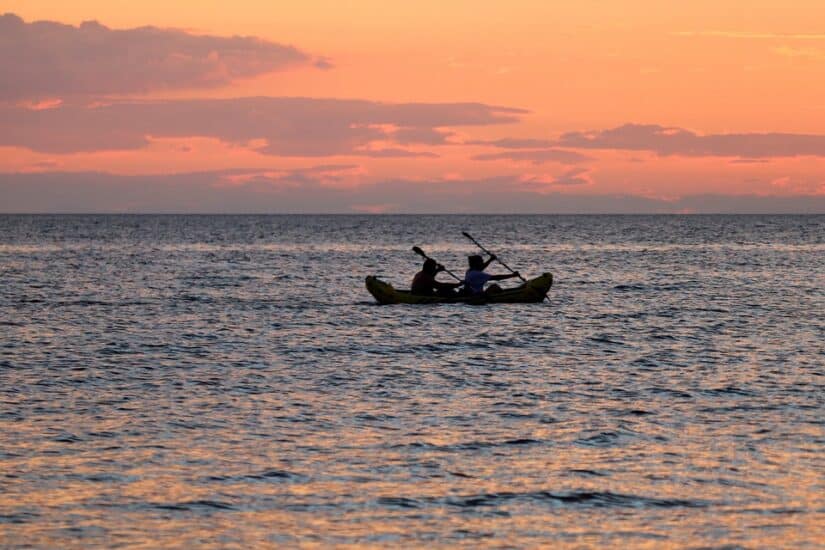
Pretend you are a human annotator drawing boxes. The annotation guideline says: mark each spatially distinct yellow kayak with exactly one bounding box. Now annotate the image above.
[365,273,553,305]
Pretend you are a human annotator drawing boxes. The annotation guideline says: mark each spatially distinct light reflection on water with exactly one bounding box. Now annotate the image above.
[1,214,823,548]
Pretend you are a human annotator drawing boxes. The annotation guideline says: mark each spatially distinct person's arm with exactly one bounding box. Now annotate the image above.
[489,272,519,281]
[434,280,463,290]
[433,264,461,287]
[482,254,496,270]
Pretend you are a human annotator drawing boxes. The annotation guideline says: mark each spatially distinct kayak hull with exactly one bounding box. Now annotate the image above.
[365,273,553,305]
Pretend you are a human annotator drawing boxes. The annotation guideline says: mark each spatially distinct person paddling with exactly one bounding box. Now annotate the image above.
[411,259,463,296]
[464,254,520,295]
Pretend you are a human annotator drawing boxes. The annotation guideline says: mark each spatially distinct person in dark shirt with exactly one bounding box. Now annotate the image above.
[411,259,463,296]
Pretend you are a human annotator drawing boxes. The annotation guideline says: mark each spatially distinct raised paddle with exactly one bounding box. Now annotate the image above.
[462,232,527,283]
[462,232,549,302]
[412,246,462,282]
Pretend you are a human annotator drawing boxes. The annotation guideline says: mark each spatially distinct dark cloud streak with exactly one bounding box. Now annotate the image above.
[466,138,556,148]
[0,13,322,100]
[558,123,825,158]
[472,149,591,164]
[0,97,525,156]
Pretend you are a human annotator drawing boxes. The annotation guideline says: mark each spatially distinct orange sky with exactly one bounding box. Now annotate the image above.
[2,1,825,212]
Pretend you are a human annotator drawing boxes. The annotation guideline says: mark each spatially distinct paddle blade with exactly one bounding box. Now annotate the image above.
[461,231,472,239]
[412,246,427,258]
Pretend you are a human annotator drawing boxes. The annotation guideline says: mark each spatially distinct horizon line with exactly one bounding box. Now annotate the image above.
[2,212,824,216]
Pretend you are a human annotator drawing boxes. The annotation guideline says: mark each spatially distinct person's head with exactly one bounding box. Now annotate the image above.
[468,254,484,270]
[422,258,438,274]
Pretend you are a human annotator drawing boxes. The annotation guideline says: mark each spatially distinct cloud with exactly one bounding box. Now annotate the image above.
[391,127,454,145]
[773,45,825,60]
[220,164,360,189]
[472,149,591,165]
[0,13,322,100]
[674,31,825,40]
[466,138,556,148]
[520,168,592,188]
[515,168,592,194]
[0,97,525,156]
[554,171,590,186]
[729,158,769,164]
[357,148,439,158]
[557,123,825,159]
[31,160,61,169]
[768,175,825,195]
[2,170,823,213]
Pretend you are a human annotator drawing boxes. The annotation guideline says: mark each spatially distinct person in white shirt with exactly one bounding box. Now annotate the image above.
[464,254,520,295]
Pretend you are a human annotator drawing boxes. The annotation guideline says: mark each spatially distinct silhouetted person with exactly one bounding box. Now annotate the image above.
[411,259,463,296]
[464,254,519,295]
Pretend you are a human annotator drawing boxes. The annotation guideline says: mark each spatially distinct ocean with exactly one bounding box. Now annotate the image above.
[1,214,823,548]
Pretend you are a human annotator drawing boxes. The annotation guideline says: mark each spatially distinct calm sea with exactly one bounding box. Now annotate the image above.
[1,214,823,548]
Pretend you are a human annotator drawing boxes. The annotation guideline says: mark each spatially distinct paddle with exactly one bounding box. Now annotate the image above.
[461,231,549,302]
[412,246,462,282]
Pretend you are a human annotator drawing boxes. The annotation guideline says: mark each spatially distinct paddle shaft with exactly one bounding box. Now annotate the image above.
[412,246,462,282]
[462,232,527,283]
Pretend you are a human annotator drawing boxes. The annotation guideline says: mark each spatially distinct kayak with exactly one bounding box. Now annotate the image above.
[365,272,553,305]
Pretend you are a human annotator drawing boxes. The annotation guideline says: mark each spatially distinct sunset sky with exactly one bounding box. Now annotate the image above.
[2,1,825,212]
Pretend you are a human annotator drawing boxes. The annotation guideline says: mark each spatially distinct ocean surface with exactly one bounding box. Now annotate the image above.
[1,214,823,548]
